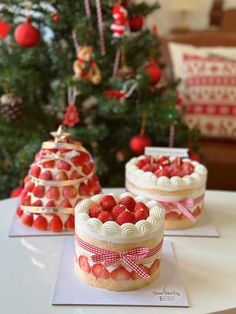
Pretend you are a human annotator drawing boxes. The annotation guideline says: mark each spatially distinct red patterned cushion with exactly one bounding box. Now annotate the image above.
[182,54,236,139]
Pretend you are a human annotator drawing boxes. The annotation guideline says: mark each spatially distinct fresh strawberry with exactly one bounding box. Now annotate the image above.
[33,215,48,230]
[62,185,77,199]
[116,210,135,225]
[29,165,41,178]
[143,156,151,164]
[69,170,82,180]
[82,162,94,175]
[136,159,145,169]
[39,170,53,180]
[97,211,113,223]
[111,266,131,280]
[21,195,31,206]
[134,202,149,214]
[34,152,41,162]
[142,164,152,172]
[32,200,43,206]
[149,259,160,274]
[55,171,68,181]
[42,160,55,169]
[157,156,170,167]
[57,160,71,171]
[134,208,148,222]
[49,215,63,232]
[79,151,90,162]
[151,163,159,172]
[170,168,183,177]
[32,185,45,198]
[60,200,72,209]
[79,182,89,196]
[21,213,33,227]
[25,182,35,192]
[45,200,56,207]
[20,189,28,199]
[92,263,110,279]
[119,196,136,211]
[193,206,201,217]
[172,156,182,168]
[45,186,60,200]
[181,162,194,175]
[78,255,91,273]
[71,156,83,166]
[65,214,74,229]
[154,167,170,178]
[16,206,23,217]
[165,212,180,220]
[88,203,103,218]
[131,265,150,280]
[100,195,116,211]
[111,204,125,220]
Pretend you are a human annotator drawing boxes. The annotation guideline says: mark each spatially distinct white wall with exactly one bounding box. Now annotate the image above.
[141,0,236,35]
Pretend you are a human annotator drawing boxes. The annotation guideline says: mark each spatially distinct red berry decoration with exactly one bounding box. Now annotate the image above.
[97,211,113,223]
[100,195,116,211]
[50,12,59,23]
[116,210,135,225]
[119,196,136,211]
[145,61,161,85]
[89,203,103,218]
[14,17,40,48]
[128,15,143,32]
[111,204,126,219]
[129,132,151,154]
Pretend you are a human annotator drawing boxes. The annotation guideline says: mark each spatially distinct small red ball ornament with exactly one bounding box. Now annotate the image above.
[145,62,161,85]
[128,15,143,32]
[14,18,40,48]
[129,132,151,154]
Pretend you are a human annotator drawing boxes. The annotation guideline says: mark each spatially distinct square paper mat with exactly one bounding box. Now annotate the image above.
[8,213,73,237]
[104,188,219,238]
[52,238,189,307]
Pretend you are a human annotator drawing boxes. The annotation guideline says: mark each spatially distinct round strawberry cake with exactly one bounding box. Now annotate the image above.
[16,126,101,232]
[74,192,165,291]
[125,155,207,230]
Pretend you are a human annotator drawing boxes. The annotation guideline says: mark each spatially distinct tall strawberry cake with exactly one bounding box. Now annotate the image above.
[74,192,164,291]
[125,156,207,230]
[16,126,101,232]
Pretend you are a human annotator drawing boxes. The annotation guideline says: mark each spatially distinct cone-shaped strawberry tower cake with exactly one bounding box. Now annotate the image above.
[16,126,101,232]
[74,192,165,291]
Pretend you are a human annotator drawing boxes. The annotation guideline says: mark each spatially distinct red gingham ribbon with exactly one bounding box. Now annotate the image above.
[158,194,204,222]
[75,234,163,279]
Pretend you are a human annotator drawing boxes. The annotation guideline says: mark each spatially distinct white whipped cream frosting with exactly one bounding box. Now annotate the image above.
[75,192,165,243]
[126,156,207,192]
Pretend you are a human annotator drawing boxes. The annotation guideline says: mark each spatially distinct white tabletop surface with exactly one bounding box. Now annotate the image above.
[1,190,236,314]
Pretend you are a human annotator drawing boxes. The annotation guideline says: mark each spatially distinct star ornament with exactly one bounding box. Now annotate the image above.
[51,125,70,143]
[0,20,11,40]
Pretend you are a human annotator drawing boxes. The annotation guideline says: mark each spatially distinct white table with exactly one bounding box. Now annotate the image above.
[1,190,236,314]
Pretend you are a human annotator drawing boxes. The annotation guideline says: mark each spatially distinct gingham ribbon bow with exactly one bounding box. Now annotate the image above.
[75,234,163,279]
[158,194,204,222]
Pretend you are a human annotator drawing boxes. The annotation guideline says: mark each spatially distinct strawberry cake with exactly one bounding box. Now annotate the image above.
[16,126,101,232]
[125,155,207,230]
[74,192,165,291]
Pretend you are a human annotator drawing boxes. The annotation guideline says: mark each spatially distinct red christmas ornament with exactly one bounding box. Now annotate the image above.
[10,182,24,198]
[128,15,143,32]
[145,61,161,85]
[14,17,40,48]
[129,132,151,154]
[0,20,11,40]
[50,12,59,23]
[63,104,79,127]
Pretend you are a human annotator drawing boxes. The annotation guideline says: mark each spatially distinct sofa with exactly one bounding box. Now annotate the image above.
[161,31,236,191]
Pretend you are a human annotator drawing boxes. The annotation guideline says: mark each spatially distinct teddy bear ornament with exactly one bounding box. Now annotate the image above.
[73,46,102,85]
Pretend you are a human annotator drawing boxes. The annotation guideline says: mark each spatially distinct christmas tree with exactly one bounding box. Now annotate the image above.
[0,1,200,199]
